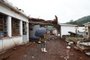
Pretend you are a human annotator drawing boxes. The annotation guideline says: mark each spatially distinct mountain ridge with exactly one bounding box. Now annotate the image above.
[66,15,90,26]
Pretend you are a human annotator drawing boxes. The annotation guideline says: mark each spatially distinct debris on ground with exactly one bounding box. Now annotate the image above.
[0,36,90,60]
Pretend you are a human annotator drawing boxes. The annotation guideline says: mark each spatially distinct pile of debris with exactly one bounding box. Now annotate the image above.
[65,37,90,56]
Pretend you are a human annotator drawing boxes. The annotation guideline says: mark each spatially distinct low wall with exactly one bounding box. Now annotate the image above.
[0,36,23,53]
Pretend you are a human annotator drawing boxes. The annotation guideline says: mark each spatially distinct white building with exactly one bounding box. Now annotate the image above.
[84,22,90,39]
[60,23,77,37]
[0,0,29,53]
[60,24,77,36]
[60,23,85,37]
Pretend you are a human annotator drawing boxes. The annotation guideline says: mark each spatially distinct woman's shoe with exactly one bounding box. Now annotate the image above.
[43,48,47,53]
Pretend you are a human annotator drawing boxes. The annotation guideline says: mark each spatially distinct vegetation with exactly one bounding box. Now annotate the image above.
[66,15,90,26]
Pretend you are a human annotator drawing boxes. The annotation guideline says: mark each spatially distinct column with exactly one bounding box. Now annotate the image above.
[7,16,12,37]
[26,22,29,41]
[20,20,23,36]
[88,27,90,39]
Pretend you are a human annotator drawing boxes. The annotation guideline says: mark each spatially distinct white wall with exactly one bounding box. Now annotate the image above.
[0,3,29,53]
[77,27,85,32]
[0,40,3,52]
[61,26,85,37]
[61,26,76,37]
[0,3,28,22]
[0,36,23,52]
[23,35,29,44]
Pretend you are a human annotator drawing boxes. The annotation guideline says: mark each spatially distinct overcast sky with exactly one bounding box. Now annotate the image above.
[8,0,90,23]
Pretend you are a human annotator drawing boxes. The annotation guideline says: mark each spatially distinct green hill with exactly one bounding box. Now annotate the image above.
[67,15,90,26]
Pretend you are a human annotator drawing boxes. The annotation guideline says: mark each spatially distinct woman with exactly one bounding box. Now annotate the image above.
[35,27,48,52]
[40,32,48,52]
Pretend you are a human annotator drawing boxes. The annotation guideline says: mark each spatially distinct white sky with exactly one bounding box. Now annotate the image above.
[8,0,90,23]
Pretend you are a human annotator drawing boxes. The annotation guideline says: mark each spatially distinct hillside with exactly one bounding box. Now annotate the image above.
[67,15,90,26]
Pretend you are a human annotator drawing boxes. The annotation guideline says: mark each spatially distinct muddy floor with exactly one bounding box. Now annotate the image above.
[0,37,90,60]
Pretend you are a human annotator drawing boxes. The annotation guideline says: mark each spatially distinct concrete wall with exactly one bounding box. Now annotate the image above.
[0,3,28,22]
[87,27,90,38]
[23,35,29,44]
[0,3,29,53]
[61,26,76,37]
[61,26,85,37]
[30,25,40,37]
[0,36,23,52]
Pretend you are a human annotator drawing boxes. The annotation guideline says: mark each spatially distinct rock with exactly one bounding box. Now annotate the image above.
[31,56,35,58]
[24,55,27,57]
[66,46,71,49]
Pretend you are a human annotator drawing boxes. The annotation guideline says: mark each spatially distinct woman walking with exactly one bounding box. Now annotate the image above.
[40,32,48,52]
[35,27,48,53]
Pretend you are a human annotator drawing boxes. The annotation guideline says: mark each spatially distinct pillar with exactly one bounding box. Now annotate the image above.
[88,26,90,39]
[26,22,29,41]
[7,16,12,37]
[20,20,23,36]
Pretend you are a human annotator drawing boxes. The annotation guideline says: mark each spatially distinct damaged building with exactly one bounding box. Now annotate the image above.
[29,16,61,42]
[0,0,29,53]
[0,0,61,54]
